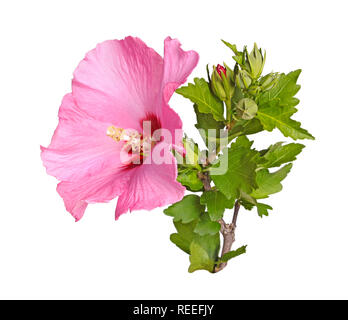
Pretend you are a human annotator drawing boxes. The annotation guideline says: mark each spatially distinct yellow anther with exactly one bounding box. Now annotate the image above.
[107,126,124,142]
[107,125,155,158]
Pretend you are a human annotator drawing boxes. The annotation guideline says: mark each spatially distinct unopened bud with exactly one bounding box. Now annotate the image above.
[246,43,266,79]
[211,66,227,100]
[260,72,279,90]
[235,70,252,90]
[236,98,258,120]
[216,64,227,77]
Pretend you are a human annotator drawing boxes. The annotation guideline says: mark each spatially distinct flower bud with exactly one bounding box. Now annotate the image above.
[236,98,258,120]
[259,72,279,90]
[211,66,227,100]
[247,85,261,96]
[235,70,252,90]
[211,64,235,101]
[216,64,227,77]
[246,43,266,79]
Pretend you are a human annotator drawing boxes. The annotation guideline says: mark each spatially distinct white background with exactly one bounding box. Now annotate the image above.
[0,0,347,299]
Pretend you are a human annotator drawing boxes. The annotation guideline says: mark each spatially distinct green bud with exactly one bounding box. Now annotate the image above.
[246,43,266,79]
[211,67,227,100]
[221,63,235,99]
[236,98,258,120]
[235,70,252,90]
[247,85,261,96]
[182,137,201,167]
[210,64,235,101]
[259,72,279,90]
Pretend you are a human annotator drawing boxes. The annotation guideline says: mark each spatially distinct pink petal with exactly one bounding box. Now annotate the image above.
[158,37,199,142]
[115,143,185,219]
[41,93,124,182]
[57,167,131,221]
[162,37,199,103]
[72,37,164,130]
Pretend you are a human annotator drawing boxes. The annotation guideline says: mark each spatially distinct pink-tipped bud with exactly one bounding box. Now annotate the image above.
[216,64,227,77]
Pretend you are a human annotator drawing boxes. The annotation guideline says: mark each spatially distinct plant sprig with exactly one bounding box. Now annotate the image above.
[165,40,314,273]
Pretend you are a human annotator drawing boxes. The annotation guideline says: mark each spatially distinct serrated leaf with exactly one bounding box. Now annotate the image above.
[256,203,273,217]
[177,168,203,191]
[257,70,314,140]
[259,70,301,107]
[227,118,264,140]
[257,104,314,140]
[164,195,205,223]
[188,233,220,273]
[251,163,293,199]
[219,245,247,263]
[176,78,225,121]
[261,142,305,168]
[211,137,259,200]
[170,220,197,254]
[200,190,235,221]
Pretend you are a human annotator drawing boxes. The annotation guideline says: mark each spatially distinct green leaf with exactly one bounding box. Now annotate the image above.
[194,105,225,132]
[227,118,264,140]
[221,40,244,66]
[194,105,225,151]
[257,105,314,140]
[261,142,305,168]
[164,195,205,223]
[200,190,235,221]
[256,203,273,217]
[188,233,220,273]
[194,219,221,236]
[219,245,247,263]
[211,137,259,200]
[221,40,241,56]
[239,191,257,210]
[170,220,197,254]
[251,163,293,199]
[176,78,225,121]
[177,168,203,191]
[257,70,314,140]
[259,70,301,107]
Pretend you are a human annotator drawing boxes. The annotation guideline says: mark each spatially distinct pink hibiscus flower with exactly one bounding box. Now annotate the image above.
[41,36,199,221]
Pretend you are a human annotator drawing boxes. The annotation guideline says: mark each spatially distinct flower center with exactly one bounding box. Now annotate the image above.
[106,113,162,166]
[107,126,154,157]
